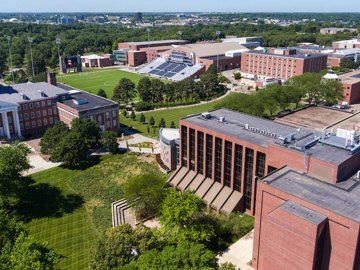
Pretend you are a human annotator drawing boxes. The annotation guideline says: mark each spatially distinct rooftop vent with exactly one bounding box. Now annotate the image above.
[201,112,211,119]
[19,92,29,100]
[73,98,88,105]
[37,90,47,97]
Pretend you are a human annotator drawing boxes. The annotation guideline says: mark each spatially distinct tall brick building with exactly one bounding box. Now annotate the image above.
[240,48,327,80]
[169,108,360,268]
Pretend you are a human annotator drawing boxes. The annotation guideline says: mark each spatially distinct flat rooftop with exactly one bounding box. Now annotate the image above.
[338,70,360,85]
[244,50,326,59]
[0,82,68,103]
[123,40,188,46]
[182,108,356,165]
[328,113,360,131]
[179,42,248,58]
[58,90,117,112]
[263,167,360,223]
[274,106,351,131]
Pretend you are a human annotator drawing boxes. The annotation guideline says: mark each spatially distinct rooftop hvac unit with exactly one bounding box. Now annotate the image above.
[201,112,211,119]
[219,116,225,123]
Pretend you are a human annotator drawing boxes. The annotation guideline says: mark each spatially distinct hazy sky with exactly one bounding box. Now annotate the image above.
[2,0,360,13]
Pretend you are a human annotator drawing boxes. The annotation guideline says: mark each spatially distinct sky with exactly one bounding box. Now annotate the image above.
[2,0,360,13]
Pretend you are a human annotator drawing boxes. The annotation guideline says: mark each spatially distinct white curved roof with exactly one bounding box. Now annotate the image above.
[161,128,179,141]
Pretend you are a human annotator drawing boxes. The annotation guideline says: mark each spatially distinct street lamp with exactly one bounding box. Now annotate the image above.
[146,28,150,48]
[6,36,15,84]
[55,37,63,83]
[216,30,221,72]
[27,36,35,77]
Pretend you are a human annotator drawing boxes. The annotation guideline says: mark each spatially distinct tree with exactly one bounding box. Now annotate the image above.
[322,79,344,105]
[112,78,136,105]
[0,142,31,197]
[137,77,152,102]
[40,122,69,155]
[90,224,159,270]
[97,88,107,98]
[9,232,60,270]
[123,174,166,218]
[150,78,165,103]
[51,131,87,167]
[340,58,360,70]
[147,125,150,134]
[131,241,216,270]
[160,190,214,244]
[158,118,165,128]
[71,118,101,148]
[149,116,155,126]
[170,121,176,129]
[139,113,145,123]
[101,131,118,153]
[233,72,241,80]
[219,262,237,270]
[122,110,127,118]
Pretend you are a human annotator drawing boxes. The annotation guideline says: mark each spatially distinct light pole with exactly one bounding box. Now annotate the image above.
[27,36,35,78]
[177,31,183,45]
[216,31,221,72]
[55,37,63,83]
[146,28,150,48]
[6,36,15,84]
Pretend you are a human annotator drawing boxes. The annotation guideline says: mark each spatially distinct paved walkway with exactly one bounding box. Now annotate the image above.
[24,153,61,176]
[118,132,161,154]
[217,230,255,270]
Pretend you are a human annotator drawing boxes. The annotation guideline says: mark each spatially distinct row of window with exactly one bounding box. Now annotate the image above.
[21,100,52,111]
[19,108,57,121]
[21,117,55,130]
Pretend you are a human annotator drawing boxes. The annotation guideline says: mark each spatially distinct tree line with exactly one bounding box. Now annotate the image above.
[112,65,226,109]
[218,72,344,117]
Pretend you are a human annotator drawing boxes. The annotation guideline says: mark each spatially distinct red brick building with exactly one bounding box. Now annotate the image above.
[170,108,360,268]
[338,70,360,104]
[0,76,119,139]
[241,48,328,80]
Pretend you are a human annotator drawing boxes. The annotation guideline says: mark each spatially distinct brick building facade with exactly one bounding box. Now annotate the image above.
[240,48,327,80]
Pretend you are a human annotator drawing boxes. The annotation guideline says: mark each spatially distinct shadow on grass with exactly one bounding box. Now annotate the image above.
[119,124,143,135]
[60,155,101,171]
[15,177,84,222]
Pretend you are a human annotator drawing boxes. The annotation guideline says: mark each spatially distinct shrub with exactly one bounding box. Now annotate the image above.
[134,101,154,112]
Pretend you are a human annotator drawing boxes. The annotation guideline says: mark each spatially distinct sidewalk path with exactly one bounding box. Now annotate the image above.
[118,132,161,154]
[217,230,255,270]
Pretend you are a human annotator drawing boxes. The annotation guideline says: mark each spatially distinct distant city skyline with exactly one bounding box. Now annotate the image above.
[2,0,360,13]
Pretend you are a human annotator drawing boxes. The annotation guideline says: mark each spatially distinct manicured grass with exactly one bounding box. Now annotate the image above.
[120,93,236,137]
[61,69,145,99]
[26,154,161,270]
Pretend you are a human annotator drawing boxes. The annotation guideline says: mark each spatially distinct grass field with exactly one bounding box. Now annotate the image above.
[62,69,145,99]
[26,154,161,270]
[120,93,235,137]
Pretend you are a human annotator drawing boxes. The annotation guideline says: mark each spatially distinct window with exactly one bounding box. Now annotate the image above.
[181,126,188,166]
[32,121,36,128]
[47,100,51,106]
[244,148,254,210]
[214,138,222,182]
[224,141,232,187]
[30,112,35,119]
[53,108,57,115]
[49,117,53,124]
[106,112,110,119]
[36,111,41,118]
[112,110,117,117]
[234,144,243,191]
[23,104,28,110]
[35,102,40,108]
[24,113,29,120]
[48,109,52,115]
[197,131,204,175]
[205,134,213,178]
[25,122,30,129]
[18,114,22,121]
[43,118,48,126]
[42,110,47,117]
[189,129,195,170]
[256,152,266,179]
[113,119,117,126]
[41,101,46,107]
[7,116,12,124]
[29,103,34,109]
[38,120,42,126]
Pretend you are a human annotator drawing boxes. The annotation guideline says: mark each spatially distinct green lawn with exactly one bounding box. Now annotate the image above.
[26,154,161,270]
[61,69,145,99]
[120,93,236,137]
